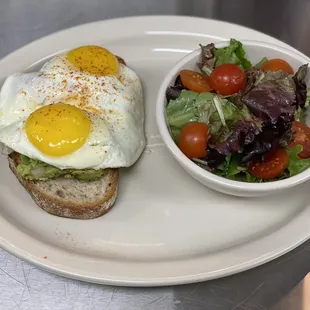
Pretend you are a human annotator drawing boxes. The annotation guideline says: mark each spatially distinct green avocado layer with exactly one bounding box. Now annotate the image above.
[17,155,106,182]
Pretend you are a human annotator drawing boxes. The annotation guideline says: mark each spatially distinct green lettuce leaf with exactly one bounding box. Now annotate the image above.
[295,108,307,122]
[206,95,256,144]
[210,145,310,182]
[255,57,268,68]
[211,154,258,182]
[306,88,310,107]
[166,90,198,129]
[166,91,213,141]
[166,90,256,143]
[295,88,310,122]
[214,39,252,69]
[287,145,310,176]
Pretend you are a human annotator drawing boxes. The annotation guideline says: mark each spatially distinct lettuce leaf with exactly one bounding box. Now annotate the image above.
[166,91,213,141]
[228,67,309,165]
[255,57,268,68]
[198,39,252,73]
[295,88,310,122]
[205,95,244,138]
[210,120,261,156]
[214,39,252,69]
[202,94,258,142]
[241,69,296,125]
[198,43,216,75]
[166,75,187,101]
[287,145,310,176]
[293,64,308,109]
[203,94,262,156]
[230,66,309,165]
[211,154,258,182]
[166,89,262,160]
[166,90,259,145]
[295,107,307,122]
[306,88,310,107]
[210,145,310,182]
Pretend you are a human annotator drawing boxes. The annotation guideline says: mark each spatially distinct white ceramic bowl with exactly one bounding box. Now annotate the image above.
[156,40,310,197]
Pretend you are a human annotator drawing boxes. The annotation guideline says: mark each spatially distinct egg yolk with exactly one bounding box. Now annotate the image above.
[67,45,118,75]
[25,103,91,157]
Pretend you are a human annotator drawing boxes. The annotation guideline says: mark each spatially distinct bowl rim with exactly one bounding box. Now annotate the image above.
[156,39,310,193]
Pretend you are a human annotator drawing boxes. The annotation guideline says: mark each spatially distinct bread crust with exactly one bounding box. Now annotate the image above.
[8,152,118,219]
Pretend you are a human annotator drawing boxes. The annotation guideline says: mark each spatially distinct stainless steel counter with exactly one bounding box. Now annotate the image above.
[1,0,310,309]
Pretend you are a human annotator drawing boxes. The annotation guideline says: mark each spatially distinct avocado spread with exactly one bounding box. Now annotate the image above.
[17,155,106,182]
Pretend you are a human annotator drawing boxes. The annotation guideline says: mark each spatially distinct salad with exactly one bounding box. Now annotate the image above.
[165,39,310,182]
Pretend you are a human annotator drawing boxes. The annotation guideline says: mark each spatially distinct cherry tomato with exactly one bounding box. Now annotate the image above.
[248,148,288,179]
[178,122,209,158]
[288,121,310,159]
[261,58,294,75]
[180,70,213,93]
[209,64,246,96]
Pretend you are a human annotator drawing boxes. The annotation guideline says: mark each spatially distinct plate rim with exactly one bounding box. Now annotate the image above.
[1,15,310,287]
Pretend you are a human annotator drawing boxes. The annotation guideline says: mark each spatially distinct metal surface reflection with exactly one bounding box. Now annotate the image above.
[178,0,310,57]
[272,273,310,310]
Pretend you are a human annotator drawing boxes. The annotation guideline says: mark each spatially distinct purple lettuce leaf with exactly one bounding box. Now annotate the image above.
[241,69,296,125]
[166,75,187,101]
[206,67,304,168]
[208,119,260,156]
[293,64,308,109]
[197,43,216,74]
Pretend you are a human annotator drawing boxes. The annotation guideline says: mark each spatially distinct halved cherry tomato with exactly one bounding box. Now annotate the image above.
[178,122,209,158]
[180,70,213,93]
[261,58,294,75]
[209,64,246,96]
[248,148,288,179]
[288,121,310,159]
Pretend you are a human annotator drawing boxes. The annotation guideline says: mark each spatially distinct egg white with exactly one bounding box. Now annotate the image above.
[0,53,145,170]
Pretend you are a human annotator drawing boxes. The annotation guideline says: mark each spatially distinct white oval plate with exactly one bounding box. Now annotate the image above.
[1,16,310,287]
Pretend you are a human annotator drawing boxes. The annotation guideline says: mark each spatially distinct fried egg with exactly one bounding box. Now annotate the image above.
[0,46,145,170]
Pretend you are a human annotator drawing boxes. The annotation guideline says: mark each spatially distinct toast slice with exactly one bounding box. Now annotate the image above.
[8,152,118,219]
